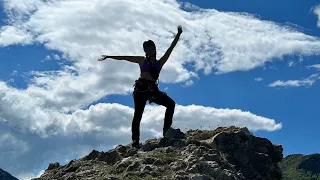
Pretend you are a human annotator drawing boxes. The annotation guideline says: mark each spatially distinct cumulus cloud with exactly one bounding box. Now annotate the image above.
[11,70,18,76]
[313,5,320,27]
[0,80,282,177]
[16,170,45,180]
[306,64,320,70]
[0,0,318,113]
[183,80,194,87]
[268,73,320,87]
[1,0,317,178]
[53,54,61,60]
[0,26,33,46]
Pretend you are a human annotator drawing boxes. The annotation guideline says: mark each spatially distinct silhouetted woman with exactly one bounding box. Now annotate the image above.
[98,25,183,148]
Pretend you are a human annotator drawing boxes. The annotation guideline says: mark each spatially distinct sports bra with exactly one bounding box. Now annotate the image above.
[140,58,161,79]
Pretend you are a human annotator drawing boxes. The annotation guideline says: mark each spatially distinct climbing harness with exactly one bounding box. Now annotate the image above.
[132,78,166,104]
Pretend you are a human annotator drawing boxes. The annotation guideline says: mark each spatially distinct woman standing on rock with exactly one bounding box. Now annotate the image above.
[97,25,183,148]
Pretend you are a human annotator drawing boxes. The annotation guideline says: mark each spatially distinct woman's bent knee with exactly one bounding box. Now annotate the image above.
[169,100,175,109]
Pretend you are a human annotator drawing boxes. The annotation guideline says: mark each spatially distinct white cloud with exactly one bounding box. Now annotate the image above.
[313,5,320,27]
[288,61,295,67]
[53,54,61,60]
[180,2,201,11]
[0,0,318,114]
[11,70,18,76]
[0,84,282,177]
[16,170,45,180]
[2,0,318,178]
[183,80,194,87]
[268,73,320,87]
[2,0,320,77]
[0,26,33,46]
[254,77,263,81]
[306,64,320,70]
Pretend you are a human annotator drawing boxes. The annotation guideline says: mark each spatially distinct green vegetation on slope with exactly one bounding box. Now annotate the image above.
[280,154,320,180]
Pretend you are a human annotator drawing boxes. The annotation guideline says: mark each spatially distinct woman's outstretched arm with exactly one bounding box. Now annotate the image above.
[97,55,145,64]
[159,25,183,67]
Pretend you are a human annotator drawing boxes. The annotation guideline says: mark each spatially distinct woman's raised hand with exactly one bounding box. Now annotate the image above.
[177,25,183,34]
[97,55,108,61]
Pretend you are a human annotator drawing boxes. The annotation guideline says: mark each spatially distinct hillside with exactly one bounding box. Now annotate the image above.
[32,126,283,180]
[280,153,320,180]
[0,168,19,180]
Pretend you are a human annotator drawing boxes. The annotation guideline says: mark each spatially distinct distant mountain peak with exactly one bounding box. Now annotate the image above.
[298,153,320,175]
[0,168,19,180]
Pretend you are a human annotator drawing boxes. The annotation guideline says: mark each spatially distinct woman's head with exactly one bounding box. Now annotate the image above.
[143,40,156,57]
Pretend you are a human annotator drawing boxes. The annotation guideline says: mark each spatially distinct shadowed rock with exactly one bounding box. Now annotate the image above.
[32,126,283,180]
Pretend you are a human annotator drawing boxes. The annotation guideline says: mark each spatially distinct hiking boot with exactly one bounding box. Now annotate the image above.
[164,127,185,139]
[159,137,169,146]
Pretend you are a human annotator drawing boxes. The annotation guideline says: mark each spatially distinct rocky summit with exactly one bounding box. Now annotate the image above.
[32,126,283,180]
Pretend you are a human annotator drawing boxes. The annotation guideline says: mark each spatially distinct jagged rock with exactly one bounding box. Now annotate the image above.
[160,138,187,148]
[153,158,167,166]
[184,154,200,165]
[163,146,174,153]
[186,163,200,173]
[142,138,159,151]
[199,161,219,176]
[115,158,132,170]
[82,150,100,161]
[126,160,141,171]
[47,162,60,170]
[104,177,119,180]
[97,149,122,165]
[213,129,283,180]
[142,157,156,164]
[200,153,219,162]
[176,170,189,176]
[62,172,76,180]
[190,174,212,180]
[186,139,201,146]
[115,145,127,155]
[140,165,153,173]
[33,126,283,180]
[175,174,189,180]
[165,127,186,139]
[181,144,198,156]
[64,160,80,173]
[170,161,186,171]
[126,148,138,156]
[217,169,242,180]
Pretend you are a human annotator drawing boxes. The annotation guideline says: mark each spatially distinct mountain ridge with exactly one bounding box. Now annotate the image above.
[0,168,19,180]
[32,126,284,180]
[280,153,320,180]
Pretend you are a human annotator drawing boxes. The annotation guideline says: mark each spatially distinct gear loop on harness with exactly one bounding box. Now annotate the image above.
[132,78,161,104]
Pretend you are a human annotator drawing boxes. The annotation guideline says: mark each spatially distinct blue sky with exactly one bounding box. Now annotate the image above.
[1,0,320,179]
[107,0,320,156]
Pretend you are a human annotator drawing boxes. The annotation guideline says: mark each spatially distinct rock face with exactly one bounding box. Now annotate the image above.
[0,168,19,180]
[32,126,283,180]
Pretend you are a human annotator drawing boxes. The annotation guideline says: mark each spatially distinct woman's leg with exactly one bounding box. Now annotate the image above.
[149,91,176,137]
[132,91,148,142]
